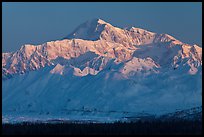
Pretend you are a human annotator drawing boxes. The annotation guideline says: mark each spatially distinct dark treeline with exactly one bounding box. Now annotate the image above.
[2,120,202,135]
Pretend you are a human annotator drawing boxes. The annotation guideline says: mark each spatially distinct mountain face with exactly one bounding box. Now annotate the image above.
[2,19,202,123]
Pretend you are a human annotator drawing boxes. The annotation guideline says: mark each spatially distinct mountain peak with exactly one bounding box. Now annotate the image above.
[2,18,202,122]
[97,18,108,24]
[87,18,110,25]
[64,18,110,41]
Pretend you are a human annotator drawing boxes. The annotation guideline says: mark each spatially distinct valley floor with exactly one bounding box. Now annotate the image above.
[2,120,202,135]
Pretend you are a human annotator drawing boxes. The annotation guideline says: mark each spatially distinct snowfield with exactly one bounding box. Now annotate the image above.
[2,19,202,123]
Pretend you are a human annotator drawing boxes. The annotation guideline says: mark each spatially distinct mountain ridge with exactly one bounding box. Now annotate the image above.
[2,19,202,78]
[2,19,202,122]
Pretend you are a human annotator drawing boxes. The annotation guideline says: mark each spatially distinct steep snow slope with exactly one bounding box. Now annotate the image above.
[2,19,201,78]
[2,64,202,122]
[2,18,202,122]
[65,19,156,47]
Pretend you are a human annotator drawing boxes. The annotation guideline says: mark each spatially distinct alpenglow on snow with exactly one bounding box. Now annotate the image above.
[2,19,202,123]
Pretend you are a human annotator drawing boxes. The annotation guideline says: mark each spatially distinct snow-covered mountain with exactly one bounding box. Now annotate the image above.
[2,18,202,123]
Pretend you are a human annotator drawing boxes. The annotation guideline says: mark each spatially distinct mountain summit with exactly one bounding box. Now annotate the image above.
[65,18,111,40]
[3,19,201,77]
[2,19,202,123]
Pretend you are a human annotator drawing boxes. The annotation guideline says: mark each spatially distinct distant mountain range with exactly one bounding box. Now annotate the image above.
[2,18,202,123]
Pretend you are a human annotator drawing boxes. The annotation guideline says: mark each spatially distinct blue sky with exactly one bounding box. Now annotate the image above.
[2,2,202,52]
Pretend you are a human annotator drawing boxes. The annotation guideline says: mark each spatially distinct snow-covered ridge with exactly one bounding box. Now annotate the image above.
[2,18,202,78]
[2,19,202,122]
